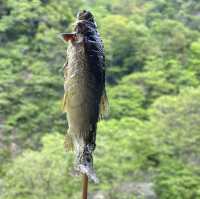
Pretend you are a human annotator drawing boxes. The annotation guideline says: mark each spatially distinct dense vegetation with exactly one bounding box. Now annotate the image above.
[0,0,200,198]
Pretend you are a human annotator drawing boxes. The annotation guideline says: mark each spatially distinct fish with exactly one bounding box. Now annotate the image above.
[60,10,108,183]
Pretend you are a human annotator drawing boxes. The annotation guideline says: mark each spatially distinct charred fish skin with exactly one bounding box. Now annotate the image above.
[62,10,107,183]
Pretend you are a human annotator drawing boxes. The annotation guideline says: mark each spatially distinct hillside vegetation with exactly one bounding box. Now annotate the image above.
[0,0,200,198]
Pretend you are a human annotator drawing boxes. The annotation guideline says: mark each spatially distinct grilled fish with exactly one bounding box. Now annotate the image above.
[61,10,108,183]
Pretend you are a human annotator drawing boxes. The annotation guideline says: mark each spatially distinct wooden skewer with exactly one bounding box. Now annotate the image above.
[82,174,88,199]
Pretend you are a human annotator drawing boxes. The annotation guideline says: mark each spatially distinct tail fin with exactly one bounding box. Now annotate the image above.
[79,164,99,183]
[73,143,99,183]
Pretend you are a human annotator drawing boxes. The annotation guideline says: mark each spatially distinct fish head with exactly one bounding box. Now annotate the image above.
[77,10,94,23]
[74,10,97,36]
[59,10,96,43]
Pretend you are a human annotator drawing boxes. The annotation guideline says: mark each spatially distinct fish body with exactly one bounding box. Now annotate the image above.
[62,10,108,182]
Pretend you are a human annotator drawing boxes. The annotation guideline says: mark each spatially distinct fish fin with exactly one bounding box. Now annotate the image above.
[62,93,68,113]
[72,145,99,183]
[64,133,74,151]
[70,165,99,183]
[79,164,99,183]
[99,90,109,119]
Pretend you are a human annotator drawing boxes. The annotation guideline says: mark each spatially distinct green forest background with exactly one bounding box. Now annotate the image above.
[1,0,200,198]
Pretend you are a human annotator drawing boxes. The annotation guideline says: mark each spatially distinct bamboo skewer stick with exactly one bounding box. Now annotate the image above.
[82,174,88,199]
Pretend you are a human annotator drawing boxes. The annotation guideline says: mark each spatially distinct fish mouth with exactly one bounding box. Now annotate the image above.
[59,10,97,41]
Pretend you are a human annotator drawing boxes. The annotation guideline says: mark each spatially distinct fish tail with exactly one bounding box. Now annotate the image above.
[73,144,99,183]
[70,125,98,183]
[79,164,99,183]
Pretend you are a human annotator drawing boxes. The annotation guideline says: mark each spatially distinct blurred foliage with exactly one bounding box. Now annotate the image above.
[154,160,200,199]
[0,0,200,198]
